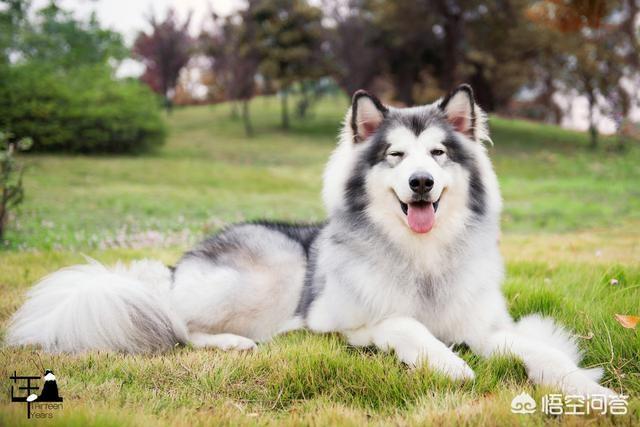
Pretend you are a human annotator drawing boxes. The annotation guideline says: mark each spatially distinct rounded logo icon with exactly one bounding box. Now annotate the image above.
[511,392,537,414]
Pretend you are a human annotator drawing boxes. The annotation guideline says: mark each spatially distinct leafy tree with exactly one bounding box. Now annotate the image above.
[14,1,126,69]
[527,0,639,148]
[323,0,383,96]
[0,1,167,153]
[249,0,327,129]
[133,8,194,111]
[201,10,260,136]
[0,0,30,65]
[365,0,440,105]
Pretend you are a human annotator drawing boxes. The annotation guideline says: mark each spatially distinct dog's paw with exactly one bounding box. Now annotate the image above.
[398,344,474,380]
[216,335,258,351]
[427,351,476,381]
[190,333,257,351]
[560,370,618,398]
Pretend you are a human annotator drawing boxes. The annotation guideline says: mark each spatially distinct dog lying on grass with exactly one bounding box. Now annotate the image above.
[8,84,615,397]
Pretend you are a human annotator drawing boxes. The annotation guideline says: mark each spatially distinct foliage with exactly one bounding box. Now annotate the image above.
[526,0,640,147]
[10,1,127,69]
[0,129,31,240]
[200,9,261,136]
[322,0,383,96]
[192,0,639,135]
[0,1,166,153]
[248,0,327,128]
[0,64,167,153]
[0,0,29,65]
[133,8,194,109]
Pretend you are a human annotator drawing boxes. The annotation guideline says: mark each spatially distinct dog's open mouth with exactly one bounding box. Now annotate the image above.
[399,198,440,234]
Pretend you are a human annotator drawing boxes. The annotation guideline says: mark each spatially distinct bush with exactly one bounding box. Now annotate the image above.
[0,64,167,153]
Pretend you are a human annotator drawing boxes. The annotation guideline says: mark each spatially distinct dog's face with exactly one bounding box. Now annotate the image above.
[324,85,494,239]
[370,122,451,234]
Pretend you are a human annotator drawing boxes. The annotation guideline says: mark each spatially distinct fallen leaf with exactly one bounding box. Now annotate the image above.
[614,314,640,329]
[610,278,619,286]
[576,331,594,340]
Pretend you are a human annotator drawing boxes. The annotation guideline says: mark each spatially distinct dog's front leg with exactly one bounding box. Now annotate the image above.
[466,327,616,396]
[345,316,475,381]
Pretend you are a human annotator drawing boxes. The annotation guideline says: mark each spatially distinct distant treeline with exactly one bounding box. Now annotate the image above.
[133,0,639,146]
[1,0,638,151]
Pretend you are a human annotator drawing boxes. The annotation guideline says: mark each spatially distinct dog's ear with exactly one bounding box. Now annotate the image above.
[439,84,476,139]
[351,90,388,142]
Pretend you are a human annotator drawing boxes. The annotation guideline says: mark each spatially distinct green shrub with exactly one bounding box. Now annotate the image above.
[0,64,167,153]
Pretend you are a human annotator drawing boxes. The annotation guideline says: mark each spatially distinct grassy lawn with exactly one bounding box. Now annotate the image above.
[1,95,639,425]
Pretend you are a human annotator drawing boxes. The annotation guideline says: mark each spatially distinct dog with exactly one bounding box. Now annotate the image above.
[7,84,614,396]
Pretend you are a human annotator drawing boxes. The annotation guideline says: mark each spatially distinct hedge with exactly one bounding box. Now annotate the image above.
[0,64,167,153]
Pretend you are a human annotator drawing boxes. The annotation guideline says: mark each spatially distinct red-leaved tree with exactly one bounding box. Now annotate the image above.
[133,8,194,110]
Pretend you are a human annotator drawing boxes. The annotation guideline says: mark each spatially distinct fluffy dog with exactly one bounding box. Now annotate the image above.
[8,85,614,396]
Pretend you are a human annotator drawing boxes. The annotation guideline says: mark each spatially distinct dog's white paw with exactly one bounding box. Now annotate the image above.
[216,335,258,351]
[560,370,617,397]
[401,347,475,381]
[190,333,257,351]
[427,351,476,381]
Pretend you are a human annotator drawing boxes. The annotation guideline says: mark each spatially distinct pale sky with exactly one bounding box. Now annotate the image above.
[31,0,243,79]
[33,0,243,43]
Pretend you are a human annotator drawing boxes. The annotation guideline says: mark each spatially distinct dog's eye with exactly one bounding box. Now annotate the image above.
[388,151,404,158]
[431,149,445,157]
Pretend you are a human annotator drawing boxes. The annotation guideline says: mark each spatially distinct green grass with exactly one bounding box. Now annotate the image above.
[4,96,640,250]
[1,95,639,425]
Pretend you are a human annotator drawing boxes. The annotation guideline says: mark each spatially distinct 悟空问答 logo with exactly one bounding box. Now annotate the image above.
[10,369,64,419]
[511,392,537,414]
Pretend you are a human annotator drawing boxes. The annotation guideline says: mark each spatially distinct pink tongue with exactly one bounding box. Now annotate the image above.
[407,203,435,233]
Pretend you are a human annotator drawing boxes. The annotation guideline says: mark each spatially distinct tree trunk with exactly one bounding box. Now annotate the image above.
[589,124,598,149]
[587,91,598,149]
[441,10,462,91]
[164,95,173,114]
[469,63,495,112]
[242,99,253,137]
[281,89,290,130]
[394,73,414,106]
[230,102,239,120]
[297,82,310,119]
[0,192,6,240]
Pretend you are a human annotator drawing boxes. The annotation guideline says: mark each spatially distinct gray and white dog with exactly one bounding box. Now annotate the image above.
[8,85,614,396]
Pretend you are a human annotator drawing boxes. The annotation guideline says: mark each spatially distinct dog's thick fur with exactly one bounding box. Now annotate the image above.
[7,85,613,396]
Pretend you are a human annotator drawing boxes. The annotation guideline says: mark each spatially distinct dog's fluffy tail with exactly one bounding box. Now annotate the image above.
[514,314,604,382]
[6,258,188,354]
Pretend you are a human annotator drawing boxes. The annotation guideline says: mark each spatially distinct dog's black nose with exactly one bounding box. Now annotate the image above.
[409,173,434,194]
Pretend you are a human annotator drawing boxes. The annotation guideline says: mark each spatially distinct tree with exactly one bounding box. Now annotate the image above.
[366,0,441,105]
[0,0,30,65]
[249,0,327,129]
[133,8,194,111]
[526,0,639,148]
[323,0,383,96]
[1,0,126,68]
[201,10,260,136]
[0,1,166,153]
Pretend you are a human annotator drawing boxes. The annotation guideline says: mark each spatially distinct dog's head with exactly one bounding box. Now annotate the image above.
[324,84,500,240]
